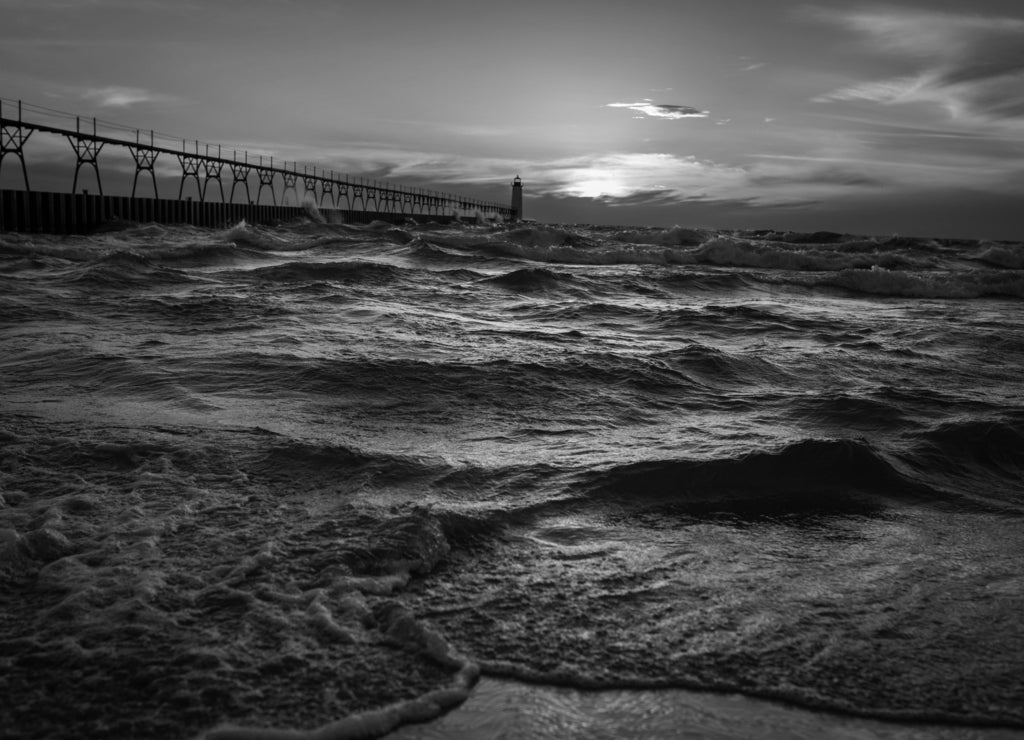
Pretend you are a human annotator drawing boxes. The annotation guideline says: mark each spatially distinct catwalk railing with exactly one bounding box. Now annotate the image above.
[0,98,513,231]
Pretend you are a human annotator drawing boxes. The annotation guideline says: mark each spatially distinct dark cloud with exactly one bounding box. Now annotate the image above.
[606,101,709,120]
[590,189,685,207]
[676,194,822,210]
[586,190,821,211]
[750,166,885,188]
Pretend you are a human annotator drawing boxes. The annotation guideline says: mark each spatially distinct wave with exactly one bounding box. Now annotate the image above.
[482,267,574,292]
[473,231,698,267]
[822,266,1024,299]
[0,235,98,265]
[575,425,1024,517]
[504,225,596,249]
[535,301,655,324]
[380,225,416,244]
[657,303,816,334]
[972,244,1024,269]
[575,438,934,516]
[144,240,269,267]
[436,267,489,282]
[407,239,506,268]
[691,237,922,271]
[219,220,398,254]
[449,227,991,275]
[3,347,218,410]
[221,220,305,251]
[651,344,793,386]
[762,230,851,244]
[58,250,194,288]
[0,290,77,323]
[921,418,1024,465]
[0,416,483,740]
[610,225,709,246]
[409,240,467,261]
[657,271,755,293]
[477,240,673,266]
[249,439,448,488]
[129,293,294,327]
[161,350,746,409]
[902,418,1024,511]
[787,392,910,431]
[246,259,402,284]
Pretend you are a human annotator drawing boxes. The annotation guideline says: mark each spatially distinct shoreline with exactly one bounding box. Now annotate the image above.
[383,677,1024,740]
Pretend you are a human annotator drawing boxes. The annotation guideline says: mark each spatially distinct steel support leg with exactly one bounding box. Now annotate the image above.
[67,136,104,195]
[321,179,335,209]
[202,160,225,203]
[256,169,276,206]
[129,146,159,198]
[229,164,252,204]
[302,174,318,207]
[178,155,203,201]
[282,170,298,206]
[0,121,32,191]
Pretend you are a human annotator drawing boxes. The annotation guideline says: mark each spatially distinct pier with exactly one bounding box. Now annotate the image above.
[0,98,515,233]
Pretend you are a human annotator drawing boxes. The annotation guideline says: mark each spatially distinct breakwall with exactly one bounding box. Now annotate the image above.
[0,189,468,234]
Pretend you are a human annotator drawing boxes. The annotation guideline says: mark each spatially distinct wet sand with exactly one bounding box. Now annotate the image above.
[384,678,1024,740]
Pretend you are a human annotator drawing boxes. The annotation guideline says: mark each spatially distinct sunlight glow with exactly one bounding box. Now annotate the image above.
[566,174,633,199]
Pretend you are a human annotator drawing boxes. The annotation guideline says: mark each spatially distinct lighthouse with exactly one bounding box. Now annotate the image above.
[511,175,523,221]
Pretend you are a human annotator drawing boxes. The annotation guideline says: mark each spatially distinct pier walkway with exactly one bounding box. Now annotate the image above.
[0,98,513,232]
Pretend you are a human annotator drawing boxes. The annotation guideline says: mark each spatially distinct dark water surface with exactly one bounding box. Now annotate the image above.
[1,220,1022,738]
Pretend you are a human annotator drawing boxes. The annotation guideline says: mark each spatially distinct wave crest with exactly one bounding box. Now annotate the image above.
[692,238,916,271]
[974,244,1024,269]
[579,439,925,515]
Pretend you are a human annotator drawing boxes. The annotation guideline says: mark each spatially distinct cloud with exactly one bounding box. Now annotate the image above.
[606,100,709,120]
[291,147,754,206]
[809,7,1024,123]
[737,56,766,72]
[540,153,744,203]
[583,189,687,208]
[807,7,1024,56]
[277,137,1000,214]
[748,164,885,188]
[815,76,927,105]
[391,149,876,209]
[80,86,176,108]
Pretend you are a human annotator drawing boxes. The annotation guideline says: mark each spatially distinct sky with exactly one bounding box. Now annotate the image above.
[1,0,1022,239]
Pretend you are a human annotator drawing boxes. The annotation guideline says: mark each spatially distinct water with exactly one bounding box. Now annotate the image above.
[1,218,1022,739]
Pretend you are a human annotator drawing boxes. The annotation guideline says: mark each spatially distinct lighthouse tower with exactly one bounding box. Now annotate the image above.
[511,175,523,221]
